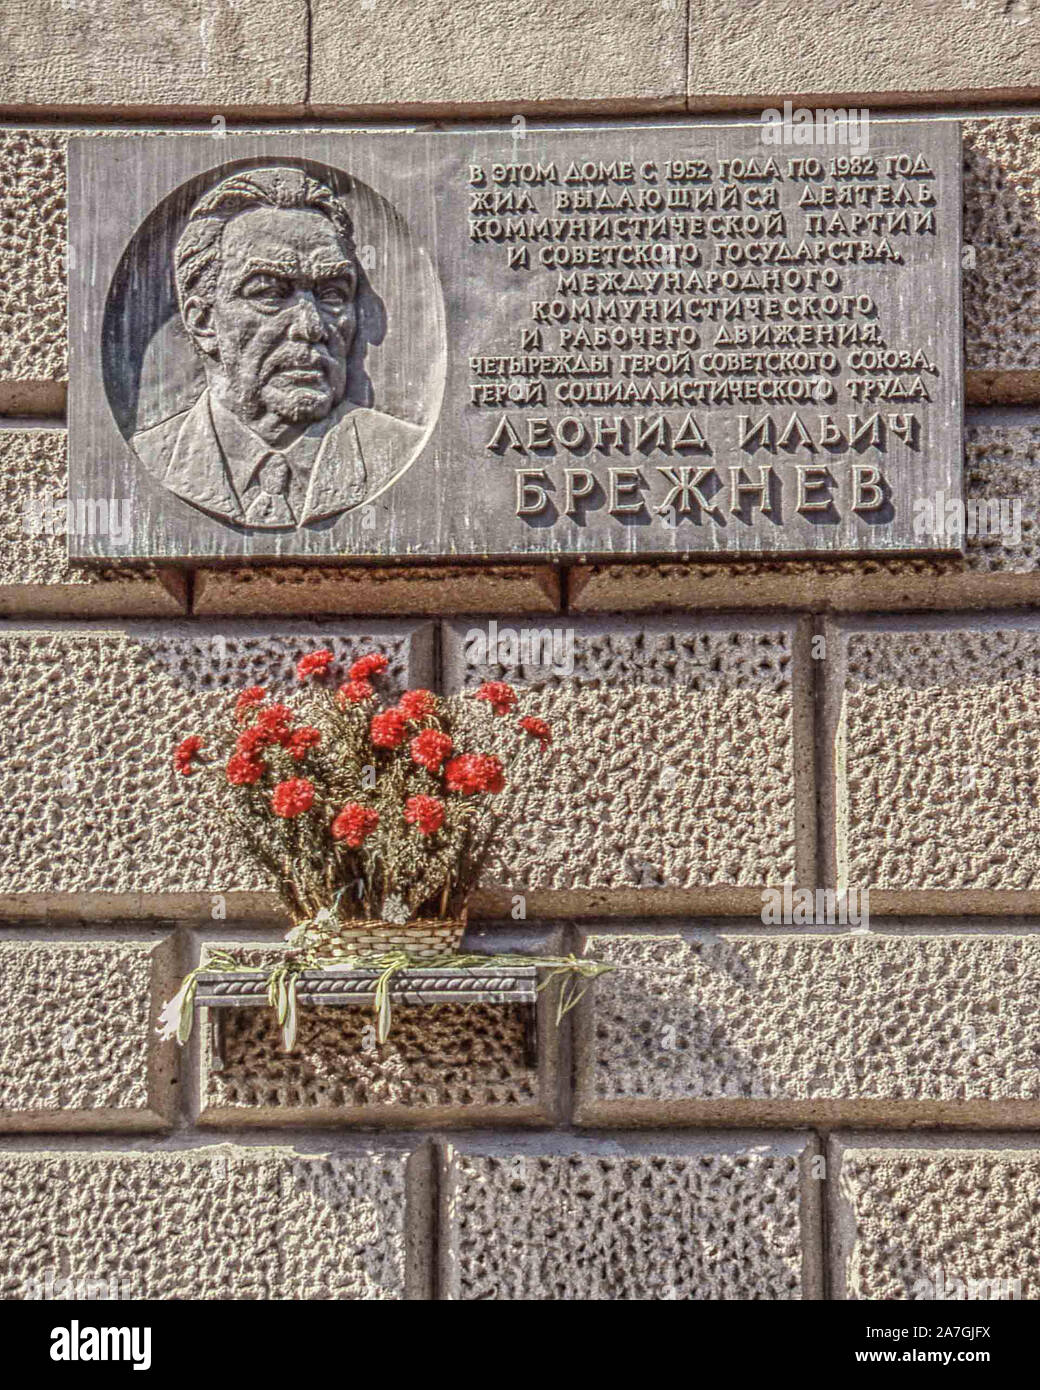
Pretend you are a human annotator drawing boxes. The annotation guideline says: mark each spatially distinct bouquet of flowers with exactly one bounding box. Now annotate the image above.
[160,646,612,1051]
[172,646,552,958]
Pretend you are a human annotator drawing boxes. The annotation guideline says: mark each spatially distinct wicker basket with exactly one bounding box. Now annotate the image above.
[298,916,468,962]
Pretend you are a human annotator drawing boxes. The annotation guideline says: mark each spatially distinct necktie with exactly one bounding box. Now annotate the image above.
[243,454,295,528]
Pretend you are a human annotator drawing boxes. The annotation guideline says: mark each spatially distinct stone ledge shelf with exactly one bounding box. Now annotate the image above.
[195,965,541,1070]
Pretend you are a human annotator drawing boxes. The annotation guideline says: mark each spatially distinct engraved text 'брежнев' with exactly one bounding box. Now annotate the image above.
[68,121,962,561]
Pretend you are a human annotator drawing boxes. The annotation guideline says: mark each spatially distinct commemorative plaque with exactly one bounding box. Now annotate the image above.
[68,118,963,561]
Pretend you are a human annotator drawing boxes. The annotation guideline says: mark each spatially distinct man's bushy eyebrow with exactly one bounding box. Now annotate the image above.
[239,257,297,278]
[310,260,355,279]
[236,257,357,285]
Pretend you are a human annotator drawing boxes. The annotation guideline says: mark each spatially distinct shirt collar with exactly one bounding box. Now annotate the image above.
[208,393,331,505]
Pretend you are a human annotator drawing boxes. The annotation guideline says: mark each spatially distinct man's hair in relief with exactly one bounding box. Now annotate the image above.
[174,166,357,317]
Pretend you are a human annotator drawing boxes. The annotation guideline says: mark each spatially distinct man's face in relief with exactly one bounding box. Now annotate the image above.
[202,206,359,428]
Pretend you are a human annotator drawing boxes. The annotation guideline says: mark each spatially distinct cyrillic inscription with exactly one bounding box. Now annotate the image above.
[69,120,962,560]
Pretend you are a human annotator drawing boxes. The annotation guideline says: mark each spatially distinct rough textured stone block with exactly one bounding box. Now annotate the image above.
[441,1134,821,1300]
[196,925,562,1127]
[569,418,1040,612]
[0,619,432,917]
[964,117,1040,400]
[823,615,1040,910]
[691,3,1040,108]
[0,934,178,1131]
[310,0,685,114]
[0,1139,429,1299]
[442,618,814,914]
[0,430,187,615]
[575,927,1040,1126]
[0,131,64,396]
[194,564,560,616]
[0,1,307,112]
[832,1135,1040,1300]
[963,418,1040,575]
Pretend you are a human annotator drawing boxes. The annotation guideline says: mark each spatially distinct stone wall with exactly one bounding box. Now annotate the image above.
[1,1,1039,1301]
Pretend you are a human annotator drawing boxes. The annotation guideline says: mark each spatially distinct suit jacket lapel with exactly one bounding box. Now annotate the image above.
[162,392,247,524]
[300,409,368,524]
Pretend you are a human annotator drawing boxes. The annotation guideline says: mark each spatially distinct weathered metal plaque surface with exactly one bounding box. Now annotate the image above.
[68,119,962,561]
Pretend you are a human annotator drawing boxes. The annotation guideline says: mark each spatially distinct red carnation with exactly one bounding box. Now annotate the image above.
[474,680,517,716]
[336,679,374,707]
[286,726,321,761]
[270,778,314,818]
[234,686,266,721]
[331,802,380,847]
[404,794,446,835]
[258,703,293,729]
[226,751,265,786]
[350,652,389,682]
[370,709,408,749]
[519,715,552,750]
[174,735,204,777]
[444,754,478,794]
[296,648,335,681]
[397,688,437,721]
[236,724,274,756]
[472,754,505,793]
[444,753,505,795]
[257,703,293,743]
[410,728,453,773]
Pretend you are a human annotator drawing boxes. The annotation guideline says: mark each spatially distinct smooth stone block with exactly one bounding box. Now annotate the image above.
[310,0,686,114]
[690,3,1040,107]
[0,0,308,111]
[193,563,561,616]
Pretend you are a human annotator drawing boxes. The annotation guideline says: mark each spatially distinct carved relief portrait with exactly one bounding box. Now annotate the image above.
[102,161,444,532]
